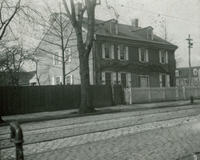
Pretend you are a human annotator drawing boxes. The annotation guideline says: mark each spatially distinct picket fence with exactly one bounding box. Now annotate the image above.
[124,86,200,104]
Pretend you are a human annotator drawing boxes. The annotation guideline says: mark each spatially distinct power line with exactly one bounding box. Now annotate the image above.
[118,3,200,25]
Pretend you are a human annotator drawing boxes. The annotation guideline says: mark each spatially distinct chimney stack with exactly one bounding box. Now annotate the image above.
[131,19,139,28]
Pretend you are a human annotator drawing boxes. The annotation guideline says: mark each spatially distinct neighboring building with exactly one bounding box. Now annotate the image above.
[0,71,36,86]
[35,13,177,88]
[176,66,200,86]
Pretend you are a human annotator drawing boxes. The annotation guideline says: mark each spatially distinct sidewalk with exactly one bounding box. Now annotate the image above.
[2,99,200,124]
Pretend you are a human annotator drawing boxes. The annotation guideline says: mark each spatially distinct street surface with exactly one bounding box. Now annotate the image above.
[1,104,200,160]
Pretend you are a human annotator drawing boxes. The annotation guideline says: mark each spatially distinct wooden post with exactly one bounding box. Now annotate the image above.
[10,121,24,160]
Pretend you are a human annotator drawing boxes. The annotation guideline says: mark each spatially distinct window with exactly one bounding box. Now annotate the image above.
[55,76,62,85]
[66,48,72,62]
[159,74,170,87]
[101,72,116,85]
[102,43,114,59]
[159,50,168,64]
[66,75,73,85]
[53,52,61,65]
[139,75,149,88]
[109,21,118,34]
[139,48,149,62]
[52,76,62,85]
[175,70,180,77]
[118,45,128,61]
[147,28,153,40]
[193,68,198,76]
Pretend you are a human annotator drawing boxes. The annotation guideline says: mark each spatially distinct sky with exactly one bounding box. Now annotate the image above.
[26,0,200,68]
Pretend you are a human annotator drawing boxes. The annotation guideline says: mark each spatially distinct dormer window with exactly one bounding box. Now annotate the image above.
[147,27,153,40]
[109,20,118,35]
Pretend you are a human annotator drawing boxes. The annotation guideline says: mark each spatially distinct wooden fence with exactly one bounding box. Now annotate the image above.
[0,85,124,116]
[124,86,200,104]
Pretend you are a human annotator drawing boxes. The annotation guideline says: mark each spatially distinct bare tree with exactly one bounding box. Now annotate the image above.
[0,0,42,123]
[62,0,100,113]
[0,44,31,85]
[36,4,74,85]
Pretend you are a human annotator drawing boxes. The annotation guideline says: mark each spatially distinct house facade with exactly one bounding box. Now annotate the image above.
[176,66,200,86]
[35,15,177,88]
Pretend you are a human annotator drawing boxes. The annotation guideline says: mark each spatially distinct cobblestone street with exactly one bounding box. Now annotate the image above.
[1,104,200,160]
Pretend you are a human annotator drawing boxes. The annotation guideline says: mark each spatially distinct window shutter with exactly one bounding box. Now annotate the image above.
[117,45,120,60]
[126,73,131,87]
[58,52,62,64]
[52,77,55,85]
[138,48,141,61]
[165,51,168,64]
[70,75,73,84]
[159,74,162,87]
[125,46,129,60]
[101,72,105,84]
[111,45,114,59]
[53,55,55,65]
[159,50,162,63]
[102,43,105,58]
[112,72,116,84]
[166,75,170,87]
[118,72,121,84]
[146,49,149,62]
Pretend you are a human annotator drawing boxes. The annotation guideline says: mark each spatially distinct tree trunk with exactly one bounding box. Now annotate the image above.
[79,52,94,113]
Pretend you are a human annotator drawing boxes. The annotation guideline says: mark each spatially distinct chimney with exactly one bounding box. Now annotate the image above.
[131,19,139,28]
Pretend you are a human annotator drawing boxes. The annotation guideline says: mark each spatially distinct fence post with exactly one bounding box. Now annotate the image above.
[175,87,179,100]
[163,87,166,101]
[182,86,186,100]
[10,121,24,160]
[129,88,132,105]
[148,88,151,103]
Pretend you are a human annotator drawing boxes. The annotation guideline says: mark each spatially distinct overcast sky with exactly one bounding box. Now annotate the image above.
[29,0,200,67]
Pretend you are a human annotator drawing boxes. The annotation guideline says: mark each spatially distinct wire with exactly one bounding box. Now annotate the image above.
[118,3,200,25]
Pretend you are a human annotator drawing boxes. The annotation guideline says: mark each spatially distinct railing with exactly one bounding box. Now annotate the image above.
[10,121,24,160]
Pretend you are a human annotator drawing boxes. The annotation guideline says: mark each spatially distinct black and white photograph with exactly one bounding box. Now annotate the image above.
[0,0,200,159]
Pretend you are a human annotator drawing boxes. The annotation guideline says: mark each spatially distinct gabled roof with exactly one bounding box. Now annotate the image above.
[83,18,177,49]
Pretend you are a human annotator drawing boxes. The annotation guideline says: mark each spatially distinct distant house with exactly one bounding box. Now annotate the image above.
[35,13,177,87]
[176,66,200,86]
[0,71,36,86]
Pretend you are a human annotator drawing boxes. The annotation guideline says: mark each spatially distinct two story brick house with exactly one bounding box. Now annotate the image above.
[35,15,177,88]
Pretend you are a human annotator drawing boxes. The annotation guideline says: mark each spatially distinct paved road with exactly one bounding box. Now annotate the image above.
[1,104,200,160]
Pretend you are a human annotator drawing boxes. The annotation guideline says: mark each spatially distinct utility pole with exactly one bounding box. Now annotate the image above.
[186,34,193,86]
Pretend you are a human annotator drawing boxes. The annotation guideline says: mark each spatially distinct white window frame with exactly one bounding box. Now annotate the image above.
[55,76,62,85]
[159,50,168,64]
[66,75,73,85]
[175,70,180,77]
[101,71,116,85]
[53,52,61,65]
[118,45,129,61]
[139,48,149,63]
[159,73,170,87]
[102,43,114,60]
[193,68,198,76]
